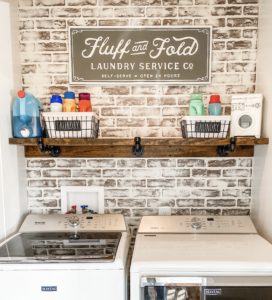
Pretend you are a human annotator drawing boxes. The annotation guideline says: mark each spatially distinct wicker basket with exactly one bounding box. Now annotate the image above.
[42,112,99,138]
[181,116,231,138]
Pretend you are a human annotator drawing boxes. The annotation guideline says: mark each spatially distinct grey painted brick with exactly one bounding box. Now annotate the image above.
[36,19,66,29]
[162,169,191,178]
[176,199,205,207]
[58,180,86,186]
[105,189,130,198]
[207,199,236,207]
[105,199,116,207]
[131,0,161,4]
[171,208,191,215]
[29,198,58,208]
[118,198,146,207]
[67,0,96,4]
[207,179,236,188]
[147,199,175,207]
[238,158,252,167]
[105,208,131,217]
[178,159,205,167]
[191,209,221,215]
[87,179,116,187]
[27,190,42,198]
[222,189,240,197]
[223,169,251,177]
[29,180,57,187]
[207,170,221,177]
[103,169,130,178]
[72,169,101,178]
[132,208,159,217]
[117,159,146,168]
[192,189,220,197]
[43,189,61,198]
[147,7,177,17]
[177,179,205,187]
[19,8,49,18]
[114,7,145,17]
[132,189,160,198]
[237,198,251,207]
[238,179,251,187]
[147,159,176,168]
[162,189,190,198]
[147,179,176,188]
[56,159,86,168]
[35,0,65,5]
[43,169,71,177]
[117,179,146,187]
[51,8,81,17]
[208,159,236,167]
[132,169,162,178]
[192,169,207,177]
[222,209,250,216]
[27,170,41,178]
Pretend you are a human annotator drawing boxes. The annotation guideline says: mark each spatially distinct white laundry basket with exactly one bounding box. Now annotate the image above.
[181,116,231,138]
[42,112,99,138]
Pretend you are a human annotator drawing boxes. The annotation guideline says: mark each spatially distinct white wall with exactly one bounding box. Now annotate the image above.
[0,0,27,241]
[252,0,272,241]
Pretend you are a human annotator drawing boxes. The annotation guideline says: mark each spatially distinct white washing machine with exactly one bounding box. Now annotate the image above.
[0,213,130,300]
[130,215,272,300]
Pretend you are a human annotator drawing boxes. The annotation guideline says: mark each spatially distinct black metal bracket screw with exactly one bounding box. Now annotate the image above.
[37,138,61,157]
[217,137,236,157]
[132,137,144,157]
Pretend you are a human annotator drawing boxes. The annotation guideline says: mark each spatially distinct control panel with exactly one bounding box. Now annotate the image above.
[19,213,127,233]
[138,216,257,234]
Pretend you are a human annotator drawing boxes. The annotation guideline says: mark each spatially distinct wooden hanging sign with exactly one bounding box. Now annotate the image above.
[69,26,212,85]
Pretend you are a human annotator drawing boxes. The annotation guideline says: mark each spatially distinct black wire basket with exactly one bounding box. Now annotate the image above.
[42,112,99,139]
[181,116,231,138]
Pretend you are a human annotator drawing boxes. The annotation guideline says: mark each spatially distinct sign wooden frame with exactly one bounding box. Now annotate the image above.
[69,26,212,85]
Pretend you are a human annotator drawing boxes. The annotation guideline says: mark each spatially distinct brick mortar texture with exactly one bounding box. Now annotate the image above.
[26,157,253,231]
[18,0,258,222]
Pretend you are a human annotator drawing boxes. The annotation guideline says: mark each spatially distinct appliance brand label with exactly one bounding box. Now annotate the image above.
[204,288,222,296]
[41,286,57,292]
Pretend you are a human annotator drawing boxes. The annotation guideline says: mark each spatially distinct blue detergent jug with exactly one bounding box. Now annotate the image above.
[12,90,43,138]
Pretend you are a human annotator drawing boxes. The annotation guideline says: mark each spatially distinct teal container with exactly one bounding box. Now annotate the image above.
[12,90,43,138]
[189,94,205,116]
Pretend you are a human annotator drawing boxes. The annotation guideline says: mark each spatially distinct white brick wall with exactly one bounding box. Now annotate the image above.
[17,0,258,221]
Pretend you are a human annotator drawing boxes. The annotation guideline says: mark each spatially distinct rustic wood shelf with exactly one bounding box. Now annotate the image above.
[9,137,269,158]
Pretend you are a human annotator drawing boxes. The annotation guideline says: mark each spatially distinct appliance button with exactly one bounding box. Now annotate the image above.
[68,216,80,227]
[191,217,202,229]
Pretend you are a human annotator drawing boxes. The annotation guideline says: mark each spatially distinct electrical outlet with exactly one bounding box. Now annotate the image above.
[159,207,171,216]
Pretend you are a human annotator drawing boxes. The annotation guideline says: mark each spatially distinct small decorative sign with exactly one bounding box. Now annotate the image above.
[69,27,212,84]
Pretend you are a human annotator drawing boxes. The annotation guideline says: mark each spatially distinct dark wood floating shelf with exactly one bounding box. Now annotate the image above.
[9,137,269,158]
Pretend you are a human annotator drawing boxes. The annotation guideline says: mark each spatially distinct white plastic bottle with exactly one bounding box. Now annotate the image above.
[50,95,63,112]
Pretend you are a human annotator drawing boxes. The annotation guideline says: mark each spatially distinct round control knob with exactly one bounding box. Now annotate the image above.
[191,217,202,230]
[68,215,80,227]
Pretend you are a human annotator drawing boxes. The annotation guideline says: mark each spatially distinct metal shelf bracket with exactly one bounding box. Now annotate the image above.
[37,138,61,157]
[217,137,236,157]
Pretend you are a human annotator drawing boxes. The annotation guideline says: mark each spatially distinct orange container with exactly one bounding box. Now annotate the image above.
[78,93,92,112]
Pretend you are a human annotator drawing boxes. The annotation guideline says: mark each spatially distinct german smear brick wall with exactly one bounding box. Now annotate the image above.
[18,0,258,220]
[27,157,253,230]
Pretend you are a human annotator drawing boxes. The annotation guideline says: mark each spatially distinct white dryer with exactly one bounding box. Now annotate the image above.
[0,213,130,300]
[130,215,272,300]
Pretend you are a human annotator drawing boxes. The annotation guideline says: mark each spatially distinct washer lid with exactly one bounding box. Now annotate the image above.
[131,233,272,274]
[138,216,257,234]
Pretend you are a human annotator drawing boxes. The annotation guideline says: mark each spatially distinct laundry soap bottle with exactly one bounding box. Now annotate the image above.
[12,90,43,138]
[63,91,76,112]
[78,93,92,112]
[189,94,205,116]
[208,94,222,116]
